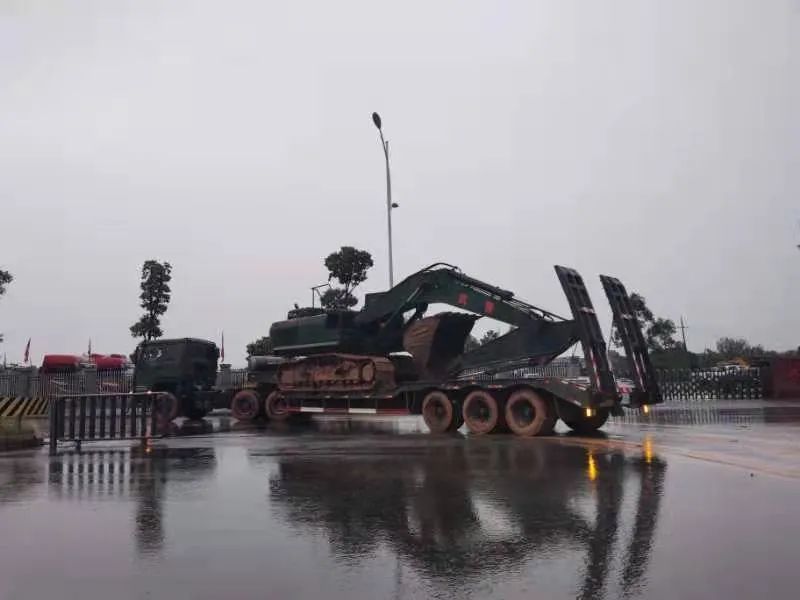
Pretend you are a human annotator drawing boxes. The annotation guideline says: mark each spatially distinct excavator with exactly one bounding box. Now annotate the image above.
[230,262,662,436]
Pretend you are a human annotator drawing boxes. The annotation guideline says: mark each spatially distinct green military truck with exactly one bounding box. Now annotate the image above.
[133,338,226,420]
[132,337,282,421]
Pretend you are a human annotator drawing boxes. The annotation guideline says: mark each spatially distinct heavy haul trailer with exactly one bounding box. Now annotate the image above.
[244,264,662,436]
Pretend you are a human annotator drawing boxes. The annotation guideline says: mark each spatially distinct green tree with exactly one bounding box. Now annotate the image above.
[714,337,765,360]
[611,292,678,352]
[320,246,374,309]
[130,260,172,341]
[0,268,11,345]
[480,330,501,345]
[320,287,359,309]
[0,269,11,297]
[464,330,501,352]
[246,336,273,356]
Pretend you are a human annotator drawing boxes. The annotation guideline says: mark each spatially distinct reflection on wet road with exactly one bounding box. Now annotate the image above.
[2,402,800,600]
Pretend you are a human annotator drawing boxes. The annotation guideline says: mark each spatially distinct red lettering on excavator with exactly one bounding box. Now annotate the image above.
[484,300,495,315]
[457,293,468,306]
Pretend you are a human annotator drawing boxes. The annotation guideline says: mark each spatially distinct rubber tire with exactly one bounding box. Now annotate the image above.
[265,390,290,422]
[155,391,180,424]
[563,408,610,434]
[231,389,262,422]
[462,390,499,435]
[422,391,455,434]
[504,389,550,437]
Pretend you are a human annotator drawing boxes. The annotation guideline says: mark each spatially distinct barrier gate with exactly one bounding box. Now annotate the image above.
[48,392,169,455]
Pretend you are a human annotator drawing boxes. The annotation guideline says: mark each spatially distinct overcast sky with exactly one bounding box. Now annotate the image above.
[1,0,798,366]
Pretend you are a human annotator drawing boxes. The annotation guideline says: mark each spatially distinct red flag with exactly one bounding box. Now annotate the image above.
[220,331,225,363]
[23,338,31,364]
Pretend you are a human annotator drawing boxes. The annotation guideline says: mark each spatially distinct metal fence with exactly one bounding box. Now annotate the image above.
[1,367,249,400]
[656,367,763,401]
[460,357,582,381]
[48,392,170,454]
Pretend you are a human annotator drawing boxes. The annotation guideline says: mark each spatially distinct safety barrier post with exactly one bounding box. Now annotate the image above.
[48,397,58,456]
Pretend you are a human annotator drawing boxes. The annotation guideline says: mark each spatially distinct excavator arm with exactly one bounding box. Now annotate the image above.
[358,263,661,406]
[356,264,584,376]
[357,263,566,328]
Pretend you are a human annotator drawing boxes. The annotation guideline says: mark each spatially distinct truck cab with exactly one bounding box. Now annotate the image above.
[133,338,219,420]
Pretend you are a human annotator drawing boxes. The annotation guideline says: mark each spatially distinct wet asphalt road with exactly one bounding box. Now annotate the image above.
[2,402,800,600]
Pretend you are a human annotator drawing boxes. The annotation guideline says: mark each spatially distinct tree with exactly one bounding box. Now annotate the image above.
[246,336,273,357]
[611,292,678,352]
[714,337,765,360]
[480,330,501,345]
[320,287,358,309]
[464,329,501,352]
[0,269,11,297]
[130,260,172,341]
[0,268,11,345]
[320,246,374,309]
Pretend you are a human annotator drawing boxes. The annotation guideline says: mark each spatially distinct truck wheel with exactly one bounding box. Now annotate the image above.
[155,392,180,424]
[422,391,455,434]
[462,390,499,435]
[231,390,262,422]
[505,389,551,437]
[563,408,610,434]
[265,391,290,422]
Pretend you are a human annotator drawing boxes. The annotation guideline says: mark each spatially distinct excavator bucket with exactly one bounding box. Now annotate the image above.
[600,275,663,406]
[554,266,618,401]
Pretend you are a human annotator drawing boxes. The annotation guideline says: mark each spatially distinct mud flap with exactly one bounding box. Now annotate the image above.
[600,275,663,406]
[554,266,618,402]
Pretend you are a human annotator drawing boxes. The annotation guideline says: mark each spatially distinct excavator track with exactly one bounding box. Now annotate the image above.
[277,354,396,393]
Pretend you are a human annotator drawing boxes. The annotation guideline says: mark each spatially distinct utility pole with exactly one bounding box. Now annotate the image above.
[372,112,399,288]
[679,316,689,351]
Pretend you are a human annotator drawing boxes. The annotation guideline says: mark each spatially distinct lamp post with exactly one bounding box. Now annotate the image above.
[372,112,398,288]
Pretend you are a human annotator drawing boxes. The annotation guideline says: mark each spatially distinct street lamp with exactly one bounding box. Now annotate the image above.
[372,112,398,288]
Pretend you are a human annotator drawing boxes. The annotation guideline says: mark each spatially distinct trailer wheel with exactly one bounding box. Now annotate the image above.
[462,390,499,435]
[155,391,180,424]
[563,408,610,434]
[265,391,290,422]
[422,391,456,433]
[505,389,551,437]
[231,389,262,422]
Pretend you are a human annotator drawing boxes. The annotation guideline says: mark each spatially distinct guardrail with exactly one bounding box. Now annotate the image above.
[48,392,169,455]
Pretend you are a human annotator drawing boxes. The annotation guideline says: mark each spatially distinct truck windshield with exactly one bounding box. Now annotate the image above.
[139,344,182,365]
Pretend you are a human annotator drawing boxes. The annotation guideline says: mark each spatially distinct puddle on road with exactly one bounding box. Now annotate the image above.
[3,403,800,599]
